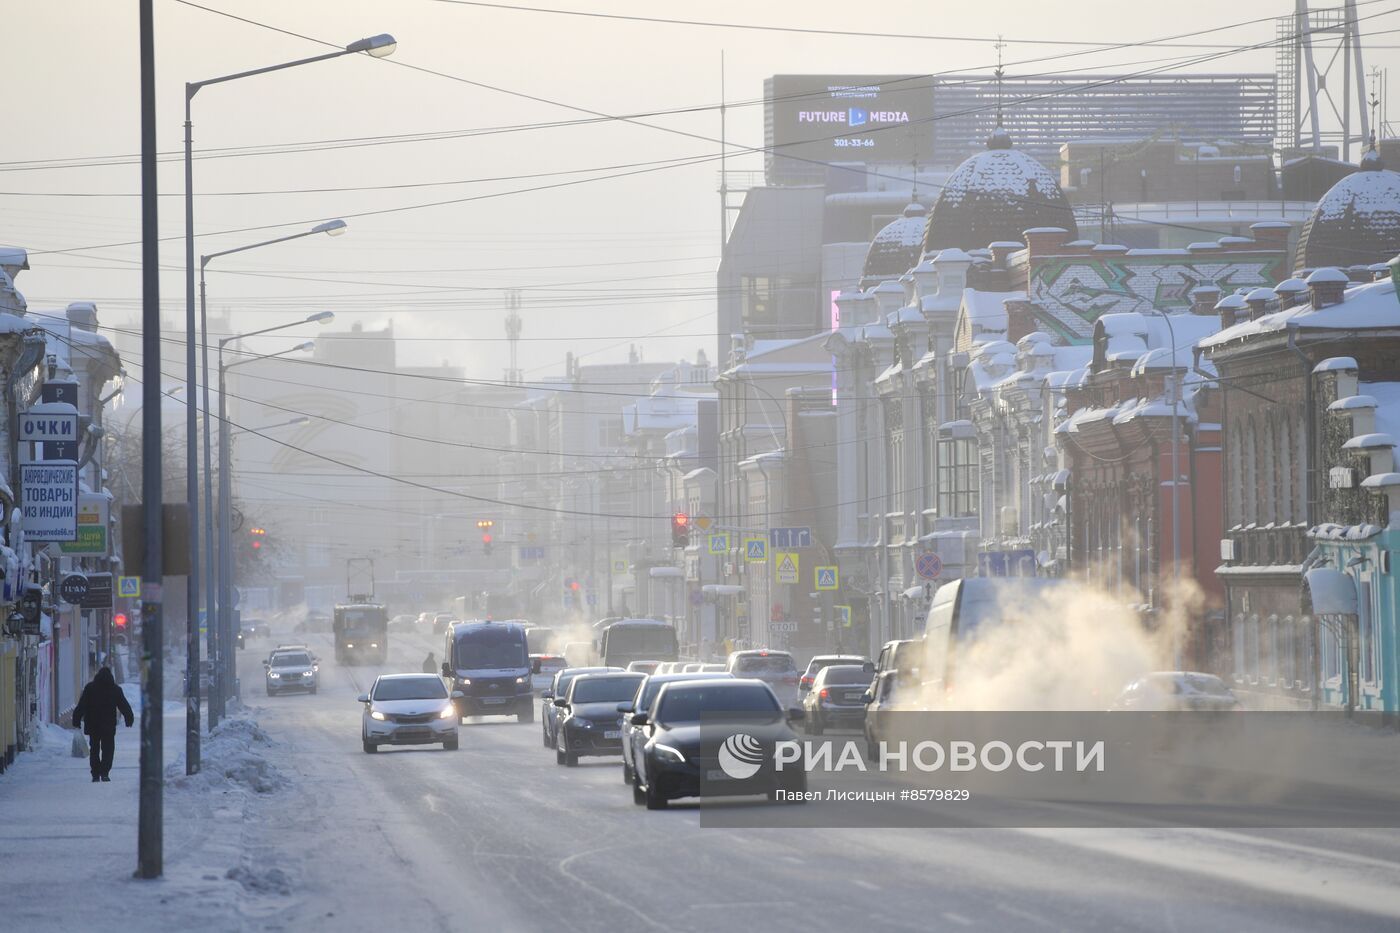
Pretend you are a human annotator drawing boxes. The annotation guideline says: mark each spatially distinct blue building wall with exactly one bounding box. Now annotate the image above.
[1314,531,1400,714]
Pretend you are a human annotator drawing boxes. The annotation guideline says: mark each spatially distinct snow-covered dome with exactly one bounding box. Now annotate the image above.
[923,127,1077,254]
[862,202,928,282]
[1297,147,1400,270]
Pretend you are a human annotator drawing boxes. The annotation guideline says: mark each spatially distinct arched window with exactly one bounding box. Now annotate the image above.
[1232,613,1246,679]
[1295,417,1308,519]
[1243,417,1259,522]
[1280,616,1296,686]
[1228,422,1244,526]
[1277,419,1293,524]
[1246,614,1260,681]
[1261,421,1277,523]
[1264,614,1279,684]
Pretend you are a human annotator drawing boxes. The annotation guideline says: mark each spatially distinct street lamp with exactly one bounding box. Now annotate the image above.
[217,317,329,705]
[197,222,346,728]
[182,34,392,748]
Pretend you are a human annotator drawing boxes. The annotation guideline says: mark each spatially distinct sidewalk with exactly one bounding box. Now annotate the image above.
[0,685,284,932]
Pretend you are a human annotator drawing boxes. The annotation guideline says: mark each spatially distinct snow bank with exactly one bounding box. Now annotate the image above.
[166,715,287,794]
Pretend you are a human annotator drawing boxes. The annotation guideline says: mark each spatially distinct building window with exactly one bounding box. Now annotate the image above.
[1246,614,1260,681]
[1261,421,1276,524]
[1228,423,1243,527]
[1280,615,1296,687]
[937,434,978,518]
[1232,613,1246,679]
[1360,579,1376,685]
[1263,614,1279,684]
[1298,616,1314,691]
[1277,419,1293,524]
[1243,417,1258,523]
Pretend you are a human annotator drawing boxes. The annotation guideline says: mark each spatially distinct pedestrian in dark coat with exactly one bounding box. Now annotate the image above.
[72,666,134,782]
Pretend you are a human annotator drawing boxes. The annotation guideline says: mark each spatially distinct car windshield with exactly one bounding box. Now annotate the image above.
[734,655,795,674]
[454,631,527,669]
[374,677,447,701]
[272,653,311,667]
[655,684,781,723]
[1157,673,1233,696]
[821,666,873,686]
[571,675,644,703]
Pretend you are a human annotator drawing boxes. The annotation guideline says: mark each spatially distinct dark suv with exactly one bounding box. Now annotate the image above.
[442,621,533,721]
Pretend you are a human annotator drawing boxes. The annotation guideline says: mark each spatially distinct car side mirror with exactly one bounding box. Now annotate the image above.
[553,697,569,708]
[441,662,452,678]
[786,707,805,722]
[629,713,648,727]
[531,658,542,674]
[862,661,877,673]
[542,691,553,700]
[451,691,464,700]
[356,693,369,704]
[861,690,874,704]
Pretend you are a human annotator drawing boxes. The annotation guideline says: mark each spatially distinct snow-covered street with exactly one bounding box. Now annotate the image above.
[9,631,1400,932]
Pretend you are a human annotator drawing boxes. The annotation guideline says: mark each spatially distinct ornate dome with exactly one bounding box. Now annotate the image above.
[862,202,928,282]
[923,127,1077,253]
[1297,147,1400,270]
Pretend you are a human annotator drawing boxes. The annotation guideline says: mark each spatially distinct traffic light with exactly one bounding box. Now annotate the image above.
[249,527,267,553]
[476,518,495,531]
[671,512,690,547]
[482,532,493,555]
[114,613,128,629]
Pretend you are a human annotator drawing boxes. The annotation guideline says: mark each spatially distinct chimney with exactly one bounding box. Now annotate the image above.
[66,301,99,331]
[1244,287,1277,321]
[1022,226,1072,256]
[1306,267,1350,309]
[1189,286,1222,316]
[1004,299,1040,344]
[988,241,1024,266]
[1248,221,1292,250]
[1274,277,1309,310]
[1214,293,1247,329]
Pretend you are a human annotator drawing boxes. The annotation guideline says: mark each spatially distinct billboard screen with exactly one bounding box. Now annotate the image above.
[765,75,935,182]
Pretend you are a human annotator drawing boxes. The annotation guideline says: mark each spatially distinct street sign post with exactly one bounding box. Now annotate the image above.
[775,552,799,584]
[768,526,812,549]
[814,566,839,591]
[915,551,943,580]
[743,536,767,562]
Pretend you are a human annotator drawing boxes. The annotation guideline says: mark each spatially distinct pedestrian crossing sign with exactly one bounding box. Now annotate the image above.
[744,536,767,562]
[708,532,729,555]
[815,566,838,591]
[775,552,799,584]
[835,605,852,628]
[117,575,140,598]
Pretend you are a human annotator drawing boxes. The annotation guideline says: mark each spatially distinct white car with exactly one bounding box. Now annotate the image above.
[358,674,461,753]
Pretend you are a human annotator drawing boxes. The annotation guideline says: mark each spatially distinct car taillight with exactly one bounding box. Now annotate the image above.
[819,688,829,700]
[800,676,813,686]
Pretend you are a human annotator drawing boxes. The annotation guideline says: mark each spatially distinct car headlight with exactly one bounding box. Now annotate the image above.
[438,705,456,720]
[370,643,379,649]
[653,743,685,763]
[370,710,387,721]
[457,677,472,685]
[346,643,355,649]
[573,718,593,729]
[268,672,280,679]
[515,676,528,684]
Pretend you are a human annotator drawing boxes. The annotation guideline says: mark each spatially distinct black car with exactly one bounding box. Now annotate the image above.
[619,671,733,786]
[541,666,619,749]
[630,679,806,810]
[553,672,646,766]
[802,664,875,734]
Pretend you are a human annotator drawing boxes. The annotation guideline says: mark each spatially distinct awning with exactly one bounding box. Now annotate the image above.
[648,567,683,578]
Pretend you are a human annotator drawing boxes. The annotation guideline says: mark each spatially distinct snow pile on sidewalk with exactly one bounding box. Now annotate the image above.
[27,721,82,759]
[166,714,287,794]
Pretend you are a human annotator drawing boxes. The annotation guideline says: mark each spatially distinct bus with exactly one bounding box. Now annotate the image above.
[599,619,678,669]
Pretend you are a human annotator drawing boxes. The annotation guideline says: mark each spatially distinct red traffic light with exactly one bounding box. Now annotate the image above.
[569,581,580,591]
[673,512,689,526]
[481,533,492,544]
[114,613,128,628]
[251,540,262,550]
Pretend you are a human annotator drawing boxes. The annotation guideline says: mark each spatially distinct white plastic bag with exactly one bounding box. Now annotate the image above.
[71,731,88,758]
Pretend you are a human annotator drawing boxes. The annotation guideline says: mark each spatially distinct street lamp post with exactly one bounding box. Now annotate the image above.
[182,35,393,749]
[218,318,330,703]
[198,221,345,727]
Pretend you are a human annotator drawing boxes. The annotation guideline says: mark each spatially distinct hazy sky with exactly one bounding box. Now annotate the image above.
[6,0,1398,380]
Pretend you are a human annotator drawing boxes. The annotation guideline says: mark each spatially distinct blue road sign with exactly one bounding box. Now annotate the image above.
[768,526,812,549]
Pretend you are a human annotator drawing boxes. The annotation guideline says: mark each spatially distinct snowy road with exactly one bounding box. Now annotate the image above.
[232,628,1400,933]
